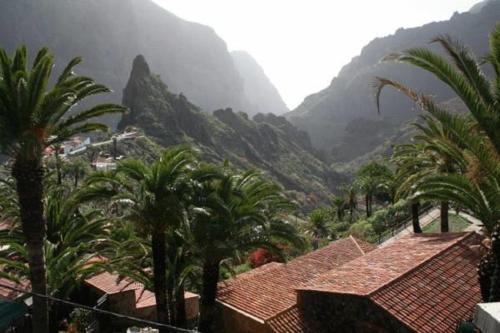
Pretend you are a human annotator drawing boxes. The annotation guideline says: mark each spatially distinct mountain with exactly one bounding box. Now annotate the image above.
[0,0,285,125]
[469,0,495,13]
[231,51,289,115]
[287,0,500,163]
[119,55,345,209]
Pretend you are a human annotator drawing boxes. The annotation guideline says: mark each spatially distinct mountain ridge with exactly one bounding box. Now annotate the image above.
[287,0,500,163]
[0,0,287,125]
[119,55,346,209]
[231,51,289,115]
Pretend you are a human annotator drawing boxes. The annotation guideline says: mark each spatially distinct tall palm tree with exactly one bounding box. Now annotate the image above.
[331,195,346,221]
[355,161,392,217]
[375,27,500,300]
[340,183,358,221]
[306,208,331,249]
[62,157,91,188]
[391,114,466,233]
[391,144,424,233]
[190,168,303,333]
[84,146,196,330]
[0,46,124,332]
[0,183,109,330]
[355,175,377,218]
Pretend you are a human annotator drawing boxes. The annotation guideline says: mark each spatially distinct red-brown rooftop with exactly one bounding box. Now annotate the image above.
[217,236,376,321]
[301,232,472,295]
[298,232,483,333]
[85,271,197,309]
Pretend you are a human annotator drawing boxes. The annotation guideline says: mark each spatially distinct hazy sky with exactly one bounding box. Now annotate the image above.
[153,0,481,109]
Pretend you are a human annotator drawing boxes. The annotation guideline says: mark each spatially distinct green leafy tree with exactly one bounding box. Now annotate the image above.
[375,27,500,301]
[191,168,303,333]
[0,46,124,332]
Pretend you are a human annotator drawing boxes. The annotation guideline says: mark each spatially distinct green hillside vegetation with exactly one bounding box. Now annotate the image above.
[118,55,346,209]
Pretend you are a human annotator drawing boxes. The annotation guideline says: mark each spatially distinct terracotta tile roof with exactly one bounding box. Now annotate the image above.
[301,233,471,295]
[85,272,198,309]
[0,278,29,300]
[217,236,375,321]
[370,233,482,333]
[300,232,483,333]
[267,306,309,333]
[85,271,142,295]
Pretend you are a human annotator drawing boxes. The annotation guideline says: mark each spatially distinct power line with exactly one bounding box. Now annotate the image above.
[0,282,198,333]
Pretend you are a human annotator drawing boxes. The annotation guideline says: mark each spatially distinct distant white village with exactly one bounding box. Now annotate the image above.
[44,130,141,171]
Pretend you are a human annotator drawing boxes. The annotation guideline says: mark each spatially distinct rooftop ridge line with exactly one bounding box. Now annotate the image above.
[349,235,366,255]
[216,299,266,323]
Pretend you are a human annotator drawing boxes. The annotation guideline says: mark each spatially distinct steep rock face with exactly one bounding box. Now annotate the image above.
[120,56,346,209]
[0,0,284,125]
[231,51,289,115]
[287,0,500,162]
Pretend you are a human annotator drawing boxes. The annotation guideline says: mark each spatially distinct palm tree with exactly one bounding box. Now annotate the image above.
[62,157,91,188]
[340,183,358,221]
[331,195,346,221]
[375,27,500,300]
[165,218,197,328]
[190,168,303,333]
[84,146,196,330]
[0,183,109,330]
[390,144,424,233]
[0,46,124,332]
[306,208,331,249]
[355,176,377,218]
[355,161,392,217]
[390,115,465,233]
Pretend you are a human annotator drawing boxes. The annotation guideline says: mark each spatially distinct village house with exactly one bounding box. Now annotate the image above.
[216,236,376,333]
[84,271,199,330]
[217,232,484,333]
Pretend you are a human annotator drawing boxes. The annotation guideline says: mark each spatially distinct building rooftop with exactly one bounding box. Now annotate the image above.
[299,232,483,333]
[0,278,29,301]
[217,236,376,321]
[267,306,310,333]
[85,271,198,309]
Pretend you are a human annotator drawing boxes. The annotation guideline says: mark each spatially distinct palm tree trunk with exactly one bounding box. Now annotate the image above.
[440,201,449,232]
[167,286,175,325]
[151,230,169,333]
[199,261,220,333]
[478,249,495,302]
[12,160,49,333]
[487,225,500,302]
[55,148,62,185]
[175,283,187,328]
[411,202,422,233]
[365,195,370,217]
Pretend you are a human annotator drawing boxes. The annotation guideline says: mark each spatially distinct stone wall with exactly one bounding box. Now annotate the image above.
[297,291,413,333]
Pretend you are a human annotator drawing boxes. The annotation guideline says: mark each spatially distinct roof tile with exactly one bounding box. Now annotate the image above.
[217,237,374,320]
